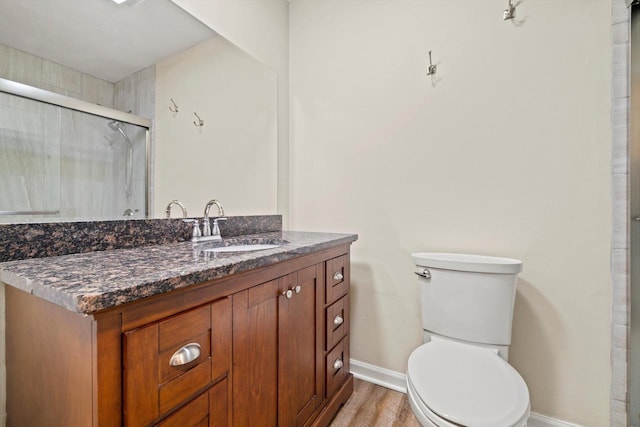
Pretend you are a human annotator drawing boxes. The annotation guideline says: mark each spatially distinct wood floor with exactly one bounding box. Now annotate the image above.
[329,378,421,427]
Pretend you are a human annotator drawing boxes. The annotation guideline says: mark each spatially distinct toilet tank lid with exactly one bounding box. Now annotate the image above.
[412,252,523,274]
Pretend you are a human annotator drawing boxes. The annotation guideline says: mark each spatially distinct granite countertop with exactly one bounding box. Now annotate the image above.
[0,231,357,315]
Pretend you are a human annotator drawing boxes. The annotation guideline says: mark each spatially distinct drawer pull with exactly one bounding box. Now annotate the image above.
[333,272,344,281]
[333,314,344,326]
[169,343,201,366]
[333,358,344,371]
[294,285,301,294]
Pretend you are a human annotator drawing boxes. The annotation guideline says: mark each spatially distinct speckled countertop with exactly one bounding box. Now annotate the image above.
[0,231,357,315]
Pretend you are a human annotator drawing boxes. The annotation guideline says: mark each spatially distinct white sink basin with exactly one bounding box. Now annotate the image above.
[204,244,281,253]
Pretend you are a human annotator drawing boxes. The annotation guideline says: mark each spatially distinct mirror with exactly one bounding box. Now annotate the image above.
[0,0,278,223]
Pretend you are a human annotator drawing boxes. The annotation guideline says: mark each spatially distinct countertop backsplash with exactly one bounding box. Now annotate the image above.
[0,215,282,263]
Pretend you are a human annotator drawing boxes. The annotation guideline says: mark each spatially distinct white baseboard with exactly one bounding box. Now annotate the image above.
[349,359,407,393]
[349,359,583,427]
[527,412,584,427]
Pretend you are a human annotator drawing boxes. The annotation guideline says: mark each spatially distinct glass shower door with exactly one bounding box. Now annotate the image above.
[0,89,148,223]
[0,92,58,222]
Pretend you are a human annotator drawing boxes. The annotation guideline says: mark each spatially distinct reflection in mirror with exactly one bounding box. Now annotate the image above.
[154,36,277,218]
[0,87,149,223]
[0,0,278,223]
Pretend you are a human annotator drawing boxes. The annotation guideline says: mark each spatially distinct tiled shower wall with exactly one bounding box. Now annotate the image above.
[0,43,114,106]
[612,1,630,426]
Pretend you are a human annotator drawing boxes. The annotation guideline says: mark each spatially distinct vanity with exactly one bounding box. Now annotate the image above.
[0,218,357,426]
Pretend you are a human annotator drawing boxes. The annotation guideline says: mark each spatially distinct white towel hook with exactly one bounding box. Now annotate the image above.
[169,98,179,113]
[193,112,204,127]
[503,0,516,20]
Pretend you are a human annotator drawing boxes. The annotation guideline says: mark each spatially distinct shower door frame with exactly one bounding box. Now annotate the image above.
[631,6,640,425]
[0,77,152,219]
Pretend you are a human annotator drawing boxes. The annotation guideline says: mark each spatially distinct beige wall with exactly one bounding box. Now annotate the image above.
[171,0,288,73]
[171,0,291,224]
[289,1,612,425]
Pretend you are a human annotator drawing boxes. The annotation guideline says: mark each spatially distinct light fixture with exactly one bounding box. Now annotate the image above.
[112,0,128,4]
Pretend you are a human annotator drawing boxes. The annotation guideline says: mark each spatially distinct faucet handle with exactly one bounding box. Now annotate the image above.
[182,219,202,238]
[201,218,211,236]
[211,217,227,236]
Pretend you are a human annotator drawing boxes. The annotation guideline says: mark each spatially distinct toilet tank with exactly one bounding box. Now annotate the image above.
[412,253,523,346]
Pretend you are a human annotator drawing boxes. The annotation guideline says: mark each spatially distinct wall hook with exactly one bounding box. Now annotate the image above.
[503,0,516,20]
[193,112,204,127]
[169,98,179,113]
[426,50,437,76]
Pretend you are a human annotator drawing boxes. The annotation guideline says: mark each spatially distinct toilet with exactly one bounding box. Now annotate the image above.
[407,253,530,427]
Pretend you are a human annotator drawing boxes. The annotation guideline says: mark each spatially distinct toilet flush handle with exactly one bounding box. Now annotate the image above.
[415,269,431,279]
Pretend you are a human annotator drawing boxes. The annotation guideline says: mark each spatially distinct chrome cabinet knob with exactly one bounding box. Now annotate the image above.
[294,285,301,294]
[333,314,344,326]
[333,272,344,281]
[282,289,293,299]
[333,358,343,370]
[169,343,201,366]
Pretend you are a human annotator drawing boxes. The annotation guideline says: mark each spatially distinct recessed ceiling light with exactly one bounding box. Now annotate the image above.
[112,0,128,4]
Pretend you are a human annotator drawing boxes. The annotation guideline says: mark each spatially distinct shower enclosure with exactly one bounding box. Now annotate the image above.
[0,78,150,223]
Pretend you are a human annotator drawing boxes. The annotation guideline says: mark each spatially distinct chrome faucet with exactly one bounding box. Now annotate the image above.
[165,200,187,219]
[199,199,227,241]
[204,199,225,219]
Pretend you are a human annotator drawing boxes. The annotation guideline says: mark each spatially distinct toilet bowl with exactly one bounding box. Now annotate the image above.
[406,337,530,427]
[408,252,530,427]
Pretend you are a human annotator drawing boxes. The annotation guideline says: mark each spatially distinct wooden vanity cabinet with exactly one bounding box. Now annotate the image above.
[5,244,353,427]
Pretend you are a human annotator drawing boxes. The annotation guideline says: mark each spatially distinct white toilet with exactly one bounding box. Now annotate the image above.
[406,253,530,427]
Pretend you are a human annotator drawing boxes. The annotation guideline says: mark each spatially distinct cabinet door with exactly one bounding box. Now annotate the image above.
[232,280,279,427]
[278,264,324,427]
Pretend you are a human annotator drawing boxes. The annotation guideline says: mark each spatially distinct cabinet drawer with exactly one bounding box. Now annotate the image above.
[124,298,232,425]
[326,255,348,304]
[157,391,209,427]
[326,336,349,398]
[159,305,212,384]
[159,360,211,415]
[326,295,348,351]
[156,377,228,427]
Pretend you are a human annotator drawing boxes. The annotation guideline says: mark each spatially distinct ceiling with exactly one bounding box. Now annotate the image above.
[0,0,216,82]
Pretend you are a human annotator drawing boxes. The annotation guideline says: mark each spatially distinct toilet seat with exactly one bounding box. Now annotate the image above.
[407,374,465,427]
[407,339,530,427]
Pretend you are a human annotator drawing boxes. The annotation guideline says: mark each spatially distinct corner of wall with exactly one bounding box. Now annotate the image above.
[611,0,631,425]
